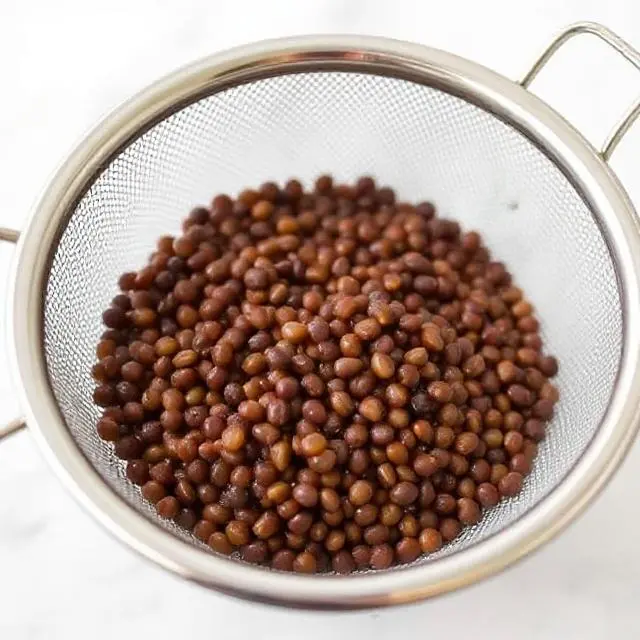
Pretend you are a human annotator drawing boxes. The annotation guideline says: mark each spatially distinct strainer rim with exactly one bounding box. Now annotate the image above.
[8,34,640,608]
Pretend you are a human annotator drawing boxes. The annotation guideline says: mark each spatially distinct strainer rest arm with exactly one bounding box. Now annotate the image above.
[0,418,27,442]
[0,227,26,442]
[522,21,640,160]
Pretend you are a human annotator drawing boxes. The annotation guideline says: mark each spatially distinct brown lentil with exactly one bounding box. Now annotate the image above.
[369,543,394,570]
[93,176,559,574]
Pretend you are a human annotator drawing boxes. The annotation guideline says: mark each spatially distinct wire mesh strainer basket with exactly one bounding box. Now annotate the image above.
[2,22,640,609]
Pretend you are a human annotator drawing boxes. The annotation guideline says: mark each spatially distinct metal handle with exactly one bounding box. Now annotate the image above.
[0,418,27,442]
[521,21,640,161]
[0,228,19,243]
[0,226,26,442]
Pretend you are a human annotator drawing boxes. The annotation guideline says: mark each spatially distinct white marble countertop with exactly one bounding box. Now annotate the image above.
[2,1,640,637]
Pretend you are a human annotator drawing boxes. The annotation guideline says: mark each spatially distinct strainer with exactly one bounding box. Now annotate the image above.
[2,21,640,609]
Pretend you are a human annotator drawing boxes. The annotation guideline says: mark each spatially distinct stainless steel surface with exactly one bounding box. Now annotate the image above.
[522,21,640,160]
[5,27,640,608]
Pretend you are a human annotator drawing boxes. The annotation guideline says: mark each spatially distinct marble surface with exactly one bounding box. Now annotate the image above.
[2,1,640,637]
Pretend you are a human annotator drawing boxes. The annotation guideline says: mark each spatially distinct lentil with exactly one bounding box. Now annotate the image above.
[94,176,559,574]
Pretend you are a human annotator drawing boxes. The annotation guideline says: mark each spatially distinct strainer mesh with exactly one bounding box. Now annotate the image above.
[43,72,622,560]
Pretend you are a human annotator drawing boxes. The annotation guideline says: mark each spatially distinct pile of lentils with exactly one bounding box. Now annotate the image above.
[92,175,559,574]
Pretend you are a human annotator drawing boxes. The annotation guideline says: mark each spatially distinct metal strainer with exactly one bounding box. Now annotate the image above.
[2,21,640,609]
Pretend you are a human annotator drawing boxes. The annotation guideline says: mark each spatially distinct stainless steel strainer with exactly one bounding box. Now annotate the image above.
[2,21,640,609]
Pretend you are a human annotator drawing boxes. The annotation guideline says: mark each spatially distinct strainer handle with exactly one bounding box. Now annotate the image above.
[0,418,27,442]
[521,21,640,160]
[0,227,27,442]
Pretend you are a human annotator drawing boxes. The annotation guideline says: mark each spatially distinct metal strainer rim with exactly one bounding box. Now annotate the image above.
[7,34,640,608]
